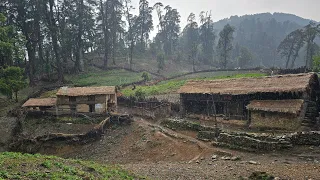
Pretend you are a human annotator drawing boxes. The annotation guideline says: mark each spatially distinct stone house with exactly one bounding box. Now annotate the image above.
[22,98,57,113]
[56,86,117,115]
[178,73,320,130]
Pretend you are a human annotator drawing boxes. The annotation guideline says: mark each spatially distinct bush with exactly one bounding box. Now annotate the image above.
[0,66,27,101]
[312,55,320,72]
[141,72,151,82]
[134,88,146,100]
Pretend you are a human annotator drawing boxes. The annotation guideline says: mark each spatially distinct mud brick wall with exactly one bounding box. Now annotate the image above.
[250,111,301,131]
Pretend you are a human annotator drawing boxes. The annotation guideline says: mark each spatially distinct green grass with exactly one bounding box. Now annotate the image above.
[121,73,267,97]
[40,90,58,98]
[67,69,144,87]
[0,152,143,180]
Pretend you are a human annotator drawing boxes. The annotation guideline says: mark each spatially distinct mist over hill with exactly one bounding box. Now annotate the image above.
[212,12,317,68]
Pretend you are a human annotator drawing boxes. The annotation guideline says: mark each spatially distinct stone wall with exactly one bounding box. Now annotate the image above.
[198,131,292,151]
[288,131,320,145]
[131,104,171,119]
[161,119,216,132]
[162,119,320,151]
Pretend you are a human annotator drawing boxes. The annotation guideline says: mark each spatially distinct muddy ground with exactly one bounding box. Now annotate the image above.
[35,117,320,180]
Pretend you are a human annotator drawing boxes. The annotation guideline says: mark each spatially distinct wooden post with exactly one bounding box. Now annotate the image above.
[247,110,251,127]
[180,94,186,118]
[211,94,219,136]
[55,105,59,117]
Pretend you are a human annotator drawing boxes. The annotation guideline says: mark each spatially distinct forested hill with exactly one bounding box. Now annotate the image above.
[2,0,320,90]
[213,13,314,30]
[213,13,317,68]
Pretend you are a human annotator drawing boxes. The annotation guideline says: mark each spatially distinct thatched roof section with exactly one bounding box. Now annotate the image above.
[56,86,115,96]
[22,98,57,107]
[247,99,304,114]
[178,73,317,95]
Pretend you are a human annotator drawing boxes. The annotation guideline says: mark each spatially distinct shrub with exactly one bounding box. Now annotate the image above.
[141,72,151,82]
[134,88,146,100]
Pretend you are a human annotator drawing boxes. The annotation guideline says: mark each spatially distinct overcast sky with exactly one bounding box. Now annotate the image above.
[131,0,320,37]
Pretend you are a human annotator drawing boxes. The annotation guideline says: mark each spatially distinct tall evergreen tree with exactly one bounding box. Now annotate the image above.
[184,13,199,72]
[217,24,235,69]
[137,0,153,51]
[199,11,215,65]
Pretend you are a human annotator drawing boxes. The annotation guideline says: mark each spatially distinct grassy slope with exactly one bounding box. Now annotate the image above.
[0,152,142,180]
[66,69,143,87]
[121,72,267,97]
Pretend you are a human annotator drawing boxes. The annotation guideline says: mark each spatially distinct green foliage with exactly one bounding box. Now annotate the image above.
[156,52,165,72]
[312,55,320,72]
[0,13,25,67]
[134,88,146,100]
[0,152,141,179]
[238,46,254,68]
[141,72,151,81]
[199,11,215,64]
[0,66,27,101]
[217,24,235,69]
[41,160,52,169]
[277,29,305,68]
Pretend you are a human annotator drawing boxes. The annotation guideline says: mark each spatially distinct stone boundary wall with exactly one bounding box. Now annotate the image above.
[198,131,292,151]
[162,119,320,151]
[161,119,217,132]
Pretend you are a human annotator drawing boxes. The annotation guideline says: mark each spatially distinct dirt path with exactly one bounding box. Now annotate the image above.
[42,117,320,179]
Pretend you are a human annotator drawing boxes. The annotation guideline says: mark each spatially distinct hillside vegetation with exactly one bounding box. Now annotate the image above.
[121,72,266,97]
[67,69,144,87]
[0,152,141,180]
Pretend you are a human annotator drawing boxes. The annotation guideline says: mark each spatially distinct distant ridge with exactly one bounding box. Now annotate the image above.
[213,12,316,31]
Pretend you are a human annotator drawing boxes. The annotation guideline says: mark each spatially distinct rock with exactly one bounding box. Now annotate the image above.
[196,160,200,164]
[221,156,231,160]
[274,177,281,180]
[231,156,241,161]
[208,162,212,165]
[211,155,218,159]
[200,157,205,160]
[248,161,259,165]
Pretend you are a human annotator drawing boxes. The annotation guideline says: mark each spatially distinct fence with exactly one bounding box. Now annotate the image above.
[118,97,173,119]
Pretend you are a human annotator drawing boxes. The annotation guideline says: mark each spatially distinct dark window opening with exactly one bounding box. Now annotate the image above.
[70,105,77,112]
[88,95,95,101]
[69,96,76,102]
[89,105,95,112]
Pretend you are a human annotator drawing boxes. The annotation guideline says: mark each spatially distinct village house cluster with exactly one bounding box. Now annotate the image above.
[22,73,320,131]
[178,73,320,130]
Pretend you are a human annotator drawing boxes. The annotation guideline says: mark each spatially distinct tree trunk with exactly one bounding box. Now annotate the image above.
[140,3,145,51]
[48,0,64,82]
[15,91,18,102]
[26,41,36,86]
[100,0,109,69]
[35,0,44,75]
[130,41,134,70]
[74,0,84,73]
